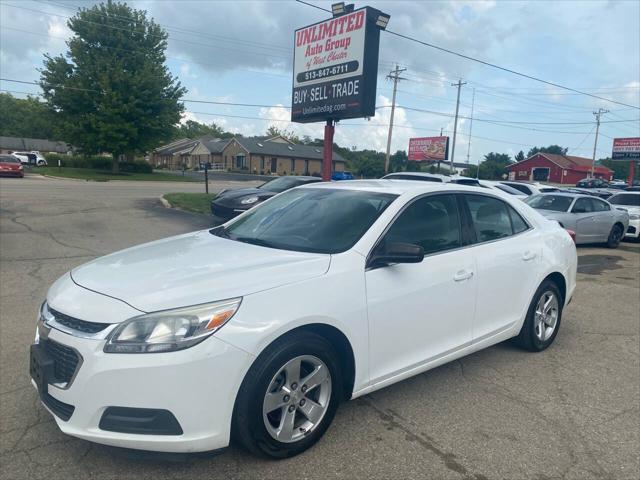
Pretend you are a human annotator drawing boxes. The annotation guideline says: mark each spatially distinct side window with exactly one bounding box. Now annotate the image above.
[464,194,514,242]
[508,205,529,234]
[572,198,593,213]
[384,194,461,255]
[592,199,610,211]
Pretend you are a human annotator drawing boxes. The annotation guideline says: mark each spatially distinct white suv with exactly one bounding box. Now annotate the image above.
[10,151,47,166]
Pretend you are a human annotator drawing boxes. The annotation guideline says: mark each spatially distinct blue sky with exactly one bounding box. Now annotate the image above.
[1,0,639,165]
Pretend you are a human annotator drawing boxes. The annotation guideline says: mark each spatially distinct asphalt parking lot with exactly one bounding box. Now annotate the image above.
[1,176,638,480]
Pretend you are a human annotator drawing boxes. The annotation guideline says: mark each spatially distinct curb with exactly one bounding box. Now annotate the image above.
[159,196,172,208]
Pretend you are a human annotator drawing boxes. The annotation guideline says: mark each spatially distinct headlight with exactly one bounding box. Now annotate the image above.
[104,298,241,353]
[240,196,259,205]
[630,214,640,220]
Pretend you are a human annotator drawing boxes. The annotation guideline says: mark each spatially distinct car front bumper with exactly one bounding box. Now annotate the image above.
[625,218,640,239]
[32,320,254,452]
[210,202,249,222]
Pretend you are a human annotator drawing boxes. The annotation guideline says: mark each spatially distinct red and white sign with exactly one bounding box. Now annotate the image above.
[408,136,449,161]
[612,137,640,160]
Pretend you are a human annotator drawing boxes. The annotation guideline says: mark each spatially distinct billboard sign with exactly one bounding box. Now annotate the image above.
[612,137,640,160]
[408,136,450,161]
[291,7,383,123]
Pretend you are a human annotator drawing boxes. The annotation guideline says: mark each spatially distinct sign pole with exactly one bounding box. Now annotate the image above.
[629,161,636,187]
[323,119,334,182]
[450,80,466,174]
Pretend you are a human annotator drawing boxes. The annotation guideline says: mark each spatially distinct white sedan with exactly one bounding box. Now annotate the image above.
[31,181,577,458]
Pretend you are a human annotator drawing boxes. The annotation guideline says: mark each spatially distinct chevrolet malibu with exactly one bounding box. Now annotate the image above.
[31,181,577,458]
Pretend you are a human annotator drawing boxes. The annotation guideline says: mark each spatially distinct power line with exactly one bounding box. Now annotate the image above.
[295,0,639,110]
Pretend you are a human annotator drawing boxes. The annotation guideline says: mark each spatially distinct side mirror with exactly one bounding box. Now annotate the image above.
[369,242,424,268]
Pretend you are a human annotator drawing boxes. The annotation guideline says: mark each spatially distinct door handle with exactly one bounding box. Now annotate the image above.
[454,270,474,282]
[522,251,537,261]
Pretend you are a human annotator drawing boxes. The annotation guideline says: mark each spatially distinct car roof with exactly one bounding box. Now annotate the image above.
[299,179,504,196]
[534,191,600,200]
[609,190,640,195]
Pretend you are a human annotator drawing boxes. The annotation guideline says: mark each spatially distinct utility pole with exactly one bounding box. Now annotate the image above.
[591,108,608,177]
[466,87,475,166]
[384,64,406,174]
[450,79,467,175]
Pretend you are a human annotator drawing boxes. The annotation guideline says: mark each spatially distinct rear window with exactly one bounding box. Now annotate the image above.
[0,155,20,163]
[525,195,573,212]
[608,193,640,206]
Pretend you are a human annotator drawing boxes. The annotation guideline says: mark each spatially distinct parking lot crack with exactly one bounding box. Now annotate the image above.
[362,396,487,480]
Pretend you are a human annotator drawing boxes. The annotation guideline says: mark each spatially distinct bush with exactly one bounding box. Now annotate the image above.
[43,153,152,173]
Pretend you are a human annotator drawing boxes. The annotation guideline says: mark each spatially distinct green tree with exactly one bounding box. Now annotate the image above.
[40,1,186,172]
[266,126,300,143]
[598,158,639,181]
[515,150,525,162]
[526,145,568,158]
[389,150,408,172]
[0,93,59,139]
[175,120,233,139]
[468,152,513,179]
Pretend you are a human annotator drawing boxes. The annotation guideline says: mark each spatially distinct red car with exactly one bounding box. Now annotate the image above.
[0,154,24,177]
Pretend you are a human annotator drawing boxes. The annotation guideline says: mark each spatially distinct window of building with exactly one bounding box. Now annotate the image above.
[290,158,295,172]
[270,158,277,173]
[260,156,265,170]
[236,154,245,169]
[384,194,461,256]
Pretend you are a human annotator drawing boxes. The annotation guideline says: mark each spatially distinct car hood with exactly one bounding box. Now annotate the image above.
[70,230,330,313]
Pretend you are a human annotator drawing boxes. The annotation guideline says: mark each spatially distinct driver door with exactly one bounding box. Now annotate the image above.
[365,194,476,386]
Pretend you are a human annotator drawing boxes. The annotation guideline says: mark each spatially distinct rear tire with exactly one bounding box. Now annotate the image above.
[606,224,623,248]
[514,280,563,352]
[232,331,343,459]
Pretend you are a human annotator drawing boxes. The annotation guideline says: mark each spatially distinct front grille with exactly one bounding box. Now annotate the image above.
[628,226,637,234]
[42,392,75,421]
[49,307,110,334]
[41,339,80,384]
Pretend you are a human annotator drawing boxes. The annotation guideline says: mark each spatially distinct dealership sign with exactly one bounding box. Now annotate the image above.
[408,136,450,161]
[611,137,640,160]
[291,7,383,123]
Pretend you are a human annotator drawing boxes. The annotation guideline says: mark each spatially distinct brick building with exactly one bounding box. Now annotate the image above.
[152,135,346,175]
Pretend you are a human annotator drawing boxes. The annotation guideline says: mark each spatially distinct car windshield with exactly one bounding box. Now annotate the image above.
[525,194,573,212]
[212,188,397,253]
[0,155,20,163]
[608,193,640,206]
[259,177,310,193]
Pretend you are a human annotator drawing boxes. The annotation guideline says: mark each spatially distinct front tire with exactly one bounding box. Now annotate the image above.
[232,331,343,459]
[514,280,563,352]
[606,224,623,248]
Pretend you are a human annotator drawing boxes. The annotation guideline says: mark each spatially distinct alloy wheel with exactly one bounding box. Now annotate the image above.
[262,355,332,443]
[534,291,559,342]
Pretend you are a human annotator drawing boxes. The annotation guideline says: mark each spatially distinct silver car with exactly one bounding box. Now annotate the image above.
[525,193,629,247]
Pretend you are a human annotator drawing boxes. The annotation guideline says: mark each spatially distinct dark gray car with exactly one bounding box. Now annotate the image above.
[525,193,629,247]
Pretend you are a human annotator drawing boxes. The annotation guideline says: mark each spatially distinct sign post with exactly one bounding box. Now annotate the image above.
[291,5,389,180]
[611,137,640,187]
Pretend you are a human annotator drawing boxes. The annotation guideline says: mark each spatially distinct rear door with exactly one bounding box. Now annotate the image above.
[461,193,542,341]
[571,197,600,242]
[590,198,615,241]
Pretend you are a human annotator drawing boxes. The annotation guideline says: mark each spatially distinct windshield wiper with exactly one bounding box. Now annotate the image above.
[233,236,276,248]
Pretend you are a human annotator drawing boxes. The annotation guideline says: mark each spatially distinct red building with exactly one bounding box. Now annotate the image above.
[506,153,614,184]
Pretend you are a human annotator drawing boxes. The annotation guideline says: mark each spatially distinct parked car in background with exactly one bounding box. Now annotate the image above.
[32,180,576,457]
[478,180,527,198]
[607,192,640,240]
[576,177,609,189]
[499,181,560,196]
[383,173,525,198]
[331,171,354,181]
[561,186,612,199]
[0,154,24,177]
[382,172,449,182]
[524,193,628,247]
[608,180,629,190]
[211,175,321,222]
[10,151,47,166]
